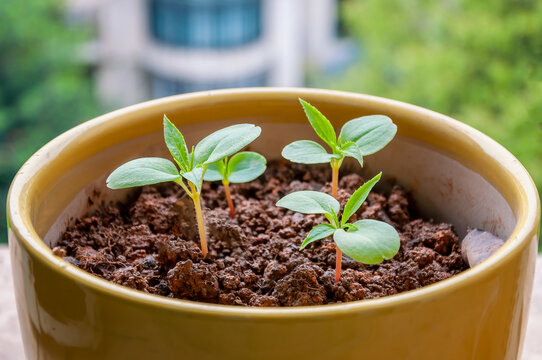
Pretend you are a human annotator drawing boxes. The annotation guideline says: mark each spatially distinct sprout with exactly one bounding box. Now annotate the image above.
[283,98,397,197]
[204,151,266,218]
[281,99,397,281]
[277,173,400,282]
[106,115,262,256]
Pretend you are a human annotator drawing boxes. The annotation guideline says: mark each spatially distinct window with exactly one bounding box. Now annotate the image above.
[150,0,262,48]
[150,72,268,98]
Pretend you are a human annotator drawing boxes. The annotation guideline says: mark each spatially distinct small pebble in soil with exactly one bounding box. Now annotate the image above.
[461,229,505,267]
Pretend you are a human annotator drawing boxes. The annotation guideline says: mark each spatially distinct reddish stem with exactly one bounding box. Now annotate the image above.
[334,249,342,283]
[331,165,342,283]
[331,164,339,199]
[223,180,235,218]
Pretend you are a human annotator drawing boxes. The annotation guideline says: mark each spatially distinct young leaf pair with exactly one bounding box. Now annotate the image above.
[204,152,266,218]
[282,98,397,198]
[107,115,265,256]
[277,173,400,282]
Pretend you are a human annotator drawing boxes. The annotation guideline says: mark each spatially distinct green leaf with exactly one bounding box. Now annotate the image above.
[340,141,364,167]
[189,146,195,168]
[163,115,190,171]
[300,224,336,250]
[227,151,267,183]
[282,140,340,164]
[299,98,337,148]
[343,223,359,231]
[333,219,400,264]
[339,115,397,155]
[203,160,226,182]
[194,124,261,165]
[328,207,340,226]
[341,172,382,225]
[106,157,180,189]
[276,191,340,215]
[182,166,204,193]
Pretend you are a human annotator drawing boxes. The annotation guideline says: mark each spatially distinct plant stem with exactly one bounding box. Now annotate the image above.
[331,163,339,199]
[174,178,192,198]
[190,182,208,257]
[334,250,343,283]
[223,180,235,218]
[331,162,342,283]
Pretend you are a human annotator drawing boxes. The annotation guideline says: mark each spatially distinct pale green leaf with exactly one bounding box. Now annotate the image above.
[227,151,267,183]
[107,157,180,189]
[341,172,382,226]
[276,191,340,215]
[299,98,337,148]
[340,141,364,167]
[343,223,359,231]
[182,166,204,193]
[300,224,336,250]
[339,115,397,155]
[194,124,261,165]
[163,115,190,171]
[333,219,400,264]
[203,160,226,182]
[282,140,340,164]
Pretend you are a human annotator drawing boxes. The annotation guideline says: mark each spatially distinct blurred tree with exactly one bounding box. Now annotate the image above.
[0,0,99,242]
[329,0,542,245]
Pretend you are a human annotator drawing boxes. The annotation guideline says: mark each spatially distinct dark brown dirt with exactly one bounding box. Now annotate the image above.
[54,161,468,307]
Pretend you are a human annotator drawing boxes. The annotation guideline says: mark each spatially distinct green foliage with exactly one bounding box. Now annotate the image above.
[339,142,364,167]
[299,99,336,147]
[282,98,396,168]
[227,152,266,183]
[107,116,262,256]
[107,115,262,197]
[276,173,400,264]
[182,167,205,193]
[281,140,340,164]
[301,224,336,249]
[106,158,181,189]
[163,117,190,171]
[204,151,266,184]
[194,124,261,165]
[202,160,225,182]
[339,115,397,156]
[330,0,542,246]
[333,220,400,264]
[276,190,341,216]
[1,0,99,242]
[341,172,381,225]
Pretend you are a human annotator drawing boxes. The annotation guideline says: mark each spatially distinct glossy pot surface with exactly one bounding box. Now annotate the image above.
[7,88,540,359]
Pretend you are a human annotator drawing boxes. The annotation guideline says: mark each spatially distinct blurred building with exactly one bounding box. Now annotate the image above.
[68,0,354,106]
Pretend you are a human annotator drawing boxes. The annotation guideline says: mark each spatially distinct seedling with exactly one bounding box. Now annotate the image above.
[276,173,400,282]
[203,152,267,218]
[283,98,397,198]
[282,98,397,281]
[106,115,262,256]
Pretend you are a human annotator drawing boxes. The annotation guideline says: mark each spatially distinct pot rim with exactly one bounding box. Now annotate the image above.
[7,87,540,319]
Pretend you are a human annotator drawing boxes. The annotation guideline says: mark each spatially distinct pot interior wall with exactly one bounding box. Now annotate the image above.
[40,116,515,248]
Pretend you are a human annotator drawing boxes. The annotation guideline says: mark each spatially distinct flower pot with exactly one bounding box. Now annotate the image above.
[7,88,540,359]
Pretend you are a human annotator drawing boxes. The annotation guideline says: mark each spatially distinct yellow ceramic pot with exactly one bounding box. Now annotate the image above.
[7,88,540,359]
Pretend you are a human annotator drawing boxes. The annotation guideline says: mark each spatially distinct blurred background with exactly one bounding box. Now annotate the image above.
[1,0,541,246]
